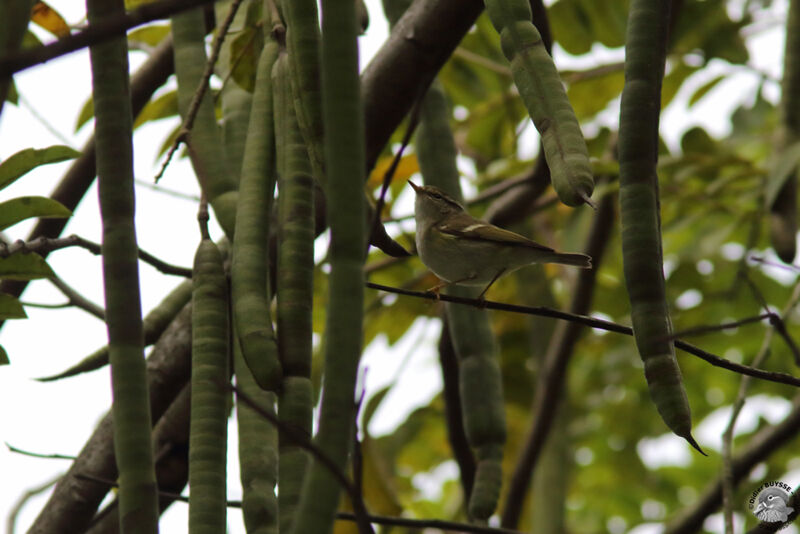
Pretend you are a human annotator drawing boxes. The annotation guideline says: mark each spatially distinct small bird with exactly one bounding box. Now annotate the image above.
[754,487,794,523]
[410,181,591,298]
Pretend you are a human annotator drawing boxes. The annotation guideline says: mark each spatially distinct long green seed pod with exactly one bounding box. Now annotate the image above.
[189,238,230,533]
[274,45,315,531]
[86,0,159,529]
[278,376,313,532]
[417,80,506,521]
[484,0,594,208]
[288,0,366,532]
[282,0,325,186]
[172,8,239,237]
[769,0,800,263]
[38,279,192,382]
[619,0,703,454]
[231,37,282,391]
[235,336,279,534]
[276,62,315,379]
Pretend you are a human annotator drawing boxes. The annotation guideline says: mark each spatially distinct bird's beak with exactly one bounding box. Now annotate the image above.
[408,181,421,194]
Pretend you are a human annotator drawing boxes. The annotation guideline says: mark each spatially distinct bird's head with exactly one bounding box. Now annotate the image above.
[409,181,464,222]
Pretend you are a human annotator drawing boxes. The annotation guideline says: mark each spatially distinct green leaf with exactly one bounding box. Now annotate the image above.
[5,80,18,105]
[0,196,72,231]
[133,90,178,129]
[661,61,700,109]
[688,74,726,107]
[567,68,625,119]
[549,0,594,55]
[74,97,93,132]
[0,344,8,365]
[0,146,81,191]
[229,27,259,92]
[0,252,55,280]
[128,24,170,48]
[0,293,26,320]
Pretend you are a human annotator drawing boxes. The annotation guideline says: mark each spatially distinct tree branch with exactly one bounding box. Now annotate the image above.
[0,0,210,77]
[0,235,192,277]
[366,282,800,388]
[501,183,615,528]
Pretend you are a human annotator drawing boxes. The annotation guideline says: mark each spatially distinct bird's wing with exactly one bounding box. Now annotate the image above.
[438,212,555,252]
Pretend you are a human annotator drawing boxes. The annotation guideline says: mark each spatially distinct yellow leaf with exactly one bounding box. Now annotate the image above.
[124,0,160,8]
[31,2,70,38]
[367,153,420,189]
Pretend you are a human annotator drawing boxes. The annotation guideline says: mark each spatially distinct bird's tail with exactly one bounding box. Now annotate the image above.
[548,252,592,269]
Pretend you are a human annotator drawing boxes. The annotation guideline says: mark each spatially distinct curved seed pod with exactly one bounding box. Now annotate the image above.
[287,0,366,531]
[231,37,283,391]
[619,0,703,454]
[189,238,230,533]
[87,0,159,528]
[278,376,313,532]
[769,0,800,263]
[484,0,594,208]
[235,338,279,534]
[172,8,238,237]
[449,307,506,520]
[417,78,506,520]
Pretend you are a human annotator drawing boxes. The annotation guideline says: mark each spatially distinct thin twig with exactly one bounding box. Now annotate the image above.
[366,282,800,388]
[668,312,774,340]
[228,382,375,534]
[155,0,246,182]
[743,272,800,365]
[721,280,800,532]
[6,442,76,461]
[0,235,192,277]
[6,474,61,534]
[134,178,200,202]
[48,275,105,320]
[365,90,424,255]
[0,0,216,77]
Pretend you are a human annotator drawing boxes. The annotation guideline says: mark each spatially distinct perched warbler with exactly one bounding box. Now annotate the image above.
[410,181,592,297]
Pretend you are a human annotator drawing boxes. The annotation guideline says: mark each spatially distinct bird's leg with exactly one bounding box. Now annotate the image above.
[425,279,451,299]
[477,268,506,302]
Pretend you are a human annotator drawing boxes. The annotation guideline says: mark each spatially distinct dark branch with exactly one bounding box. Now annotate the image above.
[0,235,192,277]
[0,0,212,77]
[366,282,800,388]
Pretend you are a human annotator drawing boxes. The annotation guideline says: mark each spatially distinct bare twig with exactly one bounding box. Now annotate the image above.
[6,443,76,461]
[227,382,374,534]
[155,0,246,182]
[502,185,614,528]
[721,281,800,532]
[366,91,423,255]
[366,282,800,388]
[0,0,214,77]
[48,274,105,320]
[0,235,192,277]
[668,312,774,340]
[6,475,61,534]
[743,272,800,365]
